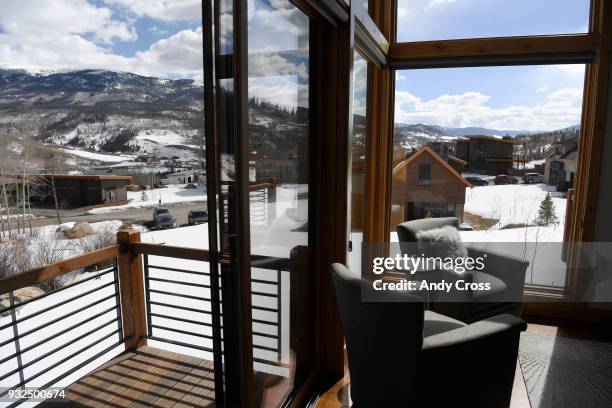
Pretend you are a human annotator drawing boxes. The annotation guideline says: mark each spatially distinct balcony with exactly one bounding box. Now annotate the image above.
[0,229,295,407]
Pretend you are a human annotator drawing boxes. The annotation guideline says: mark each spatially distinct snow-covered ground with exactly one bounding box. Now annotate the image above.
[134,129,194,147]
[88,184,207,214]
[464,183,566,230]
[525,158,546,169]
[60,147,135,163]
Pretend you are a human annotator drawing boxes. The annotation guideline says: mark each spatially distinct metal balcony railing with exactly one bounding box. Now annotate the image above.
[0,229,294,406]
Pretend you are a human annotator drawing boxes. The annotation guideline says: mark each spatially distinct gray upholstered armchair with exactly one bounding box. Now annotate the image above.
[331,263,526,408]
[396,217,529,323]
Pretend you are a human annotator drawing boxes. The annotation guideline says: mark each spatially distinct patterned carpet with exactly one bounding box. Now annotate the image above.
[519,333,612,408]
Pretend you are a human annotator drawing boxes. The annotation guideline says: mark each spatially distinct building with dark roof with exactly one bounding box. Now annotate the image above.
[455,135,527,175]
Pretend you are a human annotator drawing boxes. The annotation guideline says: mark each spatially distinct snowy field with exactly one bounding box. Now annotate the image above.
[385,183,570,286]
[88,184,207,214]
[60,147,135,163]
[464,183,566,233]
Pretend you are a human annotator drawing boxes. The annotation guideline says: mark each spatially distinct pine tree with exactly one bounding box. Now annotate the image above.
[536,193,558,226]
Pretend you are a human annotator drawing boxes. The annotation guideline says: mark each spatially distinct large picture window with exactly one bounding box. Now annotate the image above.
[391,64,586,287]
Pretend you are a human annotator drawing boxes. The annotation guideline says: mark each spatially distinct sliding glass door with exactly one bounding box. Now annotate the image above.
[207,0,319,406]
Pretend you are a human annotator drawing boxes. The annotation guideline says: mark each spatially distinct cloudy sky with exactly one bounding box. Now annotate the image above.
[0,0,591,131]
[395,0,590,131]
[0,0,204,79]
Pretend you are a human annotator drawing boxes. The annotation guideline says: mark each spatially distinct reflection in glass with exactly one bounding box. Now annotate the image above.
[247,0,309,405]
[349,52,368,271]
[397,0,589,42]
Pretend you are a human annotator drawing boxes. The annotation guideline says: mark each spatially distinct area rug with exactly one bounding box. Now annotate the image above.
[519,333,612,408]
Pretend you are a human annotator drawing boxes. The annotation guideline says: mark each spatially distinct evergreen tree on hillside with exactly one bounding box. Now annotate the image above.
[536,193,559,226]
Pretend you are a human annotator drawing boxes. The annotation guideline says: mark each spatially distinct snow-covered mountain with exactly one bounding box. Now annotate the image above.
[394,123,456,149]
[0,69,308,180]
[0,68,205,169]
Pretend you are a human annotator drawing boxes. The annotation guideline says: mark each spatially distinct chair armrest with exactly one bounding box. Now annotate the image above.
[418,314,527,408]
[467,245,528,300]
[422,314,526,353]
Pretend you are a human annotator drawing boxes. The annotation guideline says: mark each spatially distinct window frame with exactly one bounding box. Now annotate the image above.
[417,164,431,186]
[387,0,611,314]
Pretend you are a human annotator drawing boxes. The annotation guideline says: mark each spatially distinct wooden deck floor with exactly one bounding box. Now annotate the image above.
[43,346,215,408]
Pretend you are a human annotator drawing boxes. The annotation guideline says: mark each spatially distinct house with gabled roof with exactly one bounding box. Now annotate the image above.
[544,137,579,190]
[390,146,472,228]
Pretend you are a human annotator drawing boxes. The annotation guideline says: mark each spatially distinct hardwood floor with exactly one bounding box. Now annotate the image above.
[316,320,612,408]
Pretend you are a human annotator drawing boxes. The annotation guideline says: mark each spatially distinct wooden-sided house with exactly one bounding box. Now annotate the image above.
[391,146,472,228]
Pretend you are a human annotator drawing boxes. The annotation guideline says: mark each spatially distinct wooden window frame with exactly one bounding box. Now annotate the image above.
[383,0,612,317]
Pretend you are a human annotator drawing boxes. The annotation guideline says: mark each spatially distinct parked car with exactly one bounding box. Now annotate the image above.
[154,213,178,229]
[153,206,170,222]
[465,176,489,186]
[523,172,544,184]
[494,174,519,185]
[188,210,208,225]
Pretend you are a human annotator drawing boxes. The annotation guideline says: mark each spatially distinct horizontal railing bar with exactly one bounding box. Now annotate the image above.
[149,301,213,315]
[252,318,278,325]
[150,313,212,328]
[148,335,214,353]
[251,344,279,353]
[3,294,117,345]
[150,324,215,340]
[148,277,211,289]
[0,304,118,366]
[253,357,283,366]
[0,282,116,334]
[251,291,278,298]
[147,264,210,276]
[0,245,120,296]
[149,289,211,302]
[251,331,278,340]
[3,329,123,399]
[149,314,278,339]
[132,243,210,261]
[252,305,279,313]
[0,319,119,383]
[250,278,279,285]
[0,267,115,315]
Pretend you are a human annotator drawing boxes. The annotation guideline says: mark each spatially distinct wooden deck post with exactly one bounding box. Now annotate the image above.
[116,228,148,350]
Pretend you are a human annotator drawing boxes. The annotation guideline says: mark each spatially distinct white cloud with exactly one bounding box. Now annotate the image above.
[396,73,407,82]
[395,87,584,131]
[0,26,203,80]
[0,0,136,44]
[427,0,458,9]
[103,0,202,21]
[134,27,203,78]
[0,0,203,79]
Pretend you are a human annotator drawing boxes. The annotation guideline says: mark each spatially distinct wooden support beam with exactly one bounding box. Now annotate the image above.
[389,34,599,68]
[116,229,147,350]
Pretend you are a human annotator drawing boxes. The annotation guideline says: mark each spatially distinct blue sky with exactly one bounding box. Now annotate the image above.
[394,0,589,131]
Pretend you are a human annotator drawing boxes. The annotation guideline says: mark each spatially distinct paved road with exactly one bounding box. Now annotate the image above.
[28,201,209,230]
